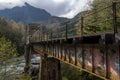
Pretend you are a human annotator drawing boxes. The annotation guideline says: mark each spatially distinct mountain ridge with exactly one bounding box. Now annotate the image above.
[0,2,86,28]
[0,2,65,23]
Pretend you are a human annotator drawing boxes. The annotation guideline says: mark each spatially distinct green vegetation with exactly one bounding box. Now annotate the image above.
[83,0,118,33]
[19,75,32,80]
[80,0,120,34]
[61,63,103,80]
[0,17,25,80]
[0,36,18,80]
[0,17,25,55]
[62,76,68,80]
[0,36,17,61]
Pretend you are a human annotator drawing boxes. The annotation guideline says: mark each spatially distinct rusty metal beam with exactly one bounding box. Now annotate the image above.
[82,45,85,69]
[106,45,110,79]
[75,44,77,65]
[91,46,95,73]
[33,44,120,80]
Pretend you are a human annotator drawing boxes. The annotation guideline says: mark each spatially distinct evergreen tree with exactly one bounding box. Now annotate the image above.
[0,36,17,61]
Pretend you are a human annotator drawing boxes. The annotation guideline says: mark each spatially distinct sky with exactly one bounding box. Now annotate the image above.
[0,0,92,18]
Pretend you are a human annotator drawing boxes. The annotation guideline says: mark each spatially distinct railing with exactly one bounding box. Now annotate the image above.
[30,2,120,42]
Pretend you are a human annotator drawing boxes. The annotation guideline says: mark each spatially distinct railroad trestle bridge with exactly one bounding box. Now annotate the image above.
[25,2,120,80]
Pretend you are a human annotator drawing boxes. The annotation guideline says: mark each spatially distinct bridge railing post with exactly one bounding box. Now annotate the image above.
[81,16,84,38]
[42,33,43,41]
[113,2,117,41]
[47,33,49,41]
[51,32,52,41]
[57,27,59,38]
[65,23,68,40]
[43,33,45,41]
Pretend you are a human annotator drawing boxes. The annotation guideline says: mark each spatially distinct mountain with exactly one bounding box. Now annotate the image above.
[0,3,52,23]
[71,11,88,23]
[47,16,69,24]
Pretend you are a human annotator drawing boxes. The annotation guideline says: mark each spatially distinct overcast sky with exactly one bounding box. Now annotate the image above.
[0,0,92,18]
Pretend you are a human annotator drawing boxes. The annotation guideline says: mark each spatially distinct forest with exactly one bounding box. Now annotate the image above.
[0,17,25,80]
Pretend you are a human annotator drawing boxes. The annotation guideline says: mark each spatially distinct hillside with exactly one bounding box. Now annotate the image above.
[0,2,68,23]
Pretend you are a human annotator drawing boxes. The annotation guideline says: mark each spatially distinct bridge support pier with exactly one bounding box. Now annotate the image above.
[39,54,62,80]
[24,44,32,75]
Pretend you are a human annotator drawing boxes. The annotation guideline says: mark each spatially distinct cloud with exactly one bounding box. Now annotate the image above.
[0,0,92,18]
[60,0,92,18]
[0,0,24,9]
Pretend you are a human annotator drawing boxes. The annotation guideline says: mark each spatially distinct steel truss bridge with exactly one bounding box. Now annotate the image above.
[25,2,120,80]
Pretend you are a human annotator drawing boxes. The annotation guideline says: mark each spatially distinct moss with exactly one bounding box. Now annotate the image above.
[19,75,32,80]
